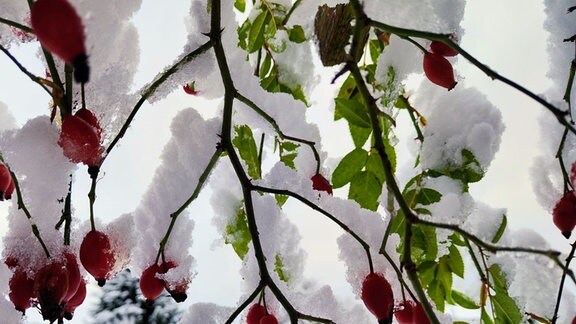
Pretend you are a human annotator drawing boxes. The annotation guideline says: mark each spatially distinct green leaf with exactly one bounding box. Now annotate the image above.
[447,244,465,278]
[237,19,251,50]
[248,11,271,53]
[404,188,442,209]
[491,214,507,244]
[234,0,246,12]
[349,123,371,148]
[410,225,438,263]
[274,254,290,282]
[417,261,437,288]
[259,53,273,79]
[331,148,368,188]
[481,308,495,324]
[275,194,288,207]
[348,171,381,211]
[488,265,522,324]
[369,39,384,63]
[233,125,261,179]
[427,279,446,312]
[225,205,251,259]
[334,98,371,128]
[365,151,386,184]
[278,141,300,169]
[452,290,480,309]
[436,259,453,303]
[288,25,307,43]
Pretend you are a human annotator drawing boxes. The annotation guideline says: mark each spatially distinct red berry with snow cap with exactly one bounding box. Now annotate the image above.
[0,161,14,201]
[361,272,394,323]
[311,173,333,195]
[80,230,116,286]
[58,114,103,166]
[423,52,457,90]
[394,300,415,323]
[140,263,165,301]
[31,0,89,82]
[553,191,576,238]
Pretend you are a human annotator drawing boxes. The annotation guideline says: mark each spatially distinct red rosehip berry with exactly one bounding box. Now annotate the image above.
[74,108,102,138]
[58,115,103,166]
[9,269,35,313]
[361,272,394,323]
[140,263,165,301]
[34,261,70,322]
[394,300,415,323]
[79,230,116,286]
[423,52,457,90]
[553,191,576,238]
[246,303,267,324]
[572,315,576,324]
[412,303,431,324]
[63,252,82,302]
[259,314,279,324]
[0,161,13,201]
[429,41,458,57]
[31,0,89,82]
[159,261,188,303]
[64,279,86,320]
[183,82,199,95]
[311,173,333,195]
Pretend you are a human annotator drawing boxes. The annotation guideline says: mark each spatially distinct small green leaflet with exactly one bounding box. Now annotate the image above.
[274,194,288,207]
[488,264,522,323]
[234,0,246,12]
[225,205,251,260]
[365,152,385,184]
[248,11,271,53]
[491,214,507,244]
[233,125,261,179]
[349,123,371,148]
[348,171,381,211]
[447,244,464,278]
[288,25,306,43]
[274,254,290,282]
[331,148,368,188]
[452,290,480,309]
[427,279,446,312]
[334,98,371,128]
[278,141,300,169]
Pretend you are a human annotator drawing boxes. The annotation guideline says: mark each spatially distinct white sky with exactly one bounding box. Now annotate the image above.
[0,0,570,322]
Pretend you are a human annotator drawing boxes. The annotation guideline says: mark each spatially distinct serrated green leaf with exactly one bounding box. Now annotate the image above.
[248,11,271,53]
[275,194,288,207]
[410,225,438,263]
[348,171,381,211]
[365,151,385,184]
[488,265,522,324]
[274,254,290,282]
[369,39,383,63]
[417,261,437,288]
[332,148,368,188]
[448,245,465,278]
[349,123,371,148]
[278,141,300,169]
[428,279,446,312]
[437,259,453,302]
[334,98,371,128]
[452,290,480,309]
[491,214,507,244]
[233,125,261,179]
[449,233,466,246]
[225,205,251,259]
[234,0,246,12]
[405,188,442,209]
[288,25,307,43]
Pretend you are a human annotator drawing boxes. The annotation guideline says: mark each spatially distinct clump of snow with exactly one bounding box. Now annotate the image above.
[462,201,507,242]
[413,83,504,172]
[377,35,423,84]
[0,102,17,132]
[181,302,234,323]
[131,108,220,290]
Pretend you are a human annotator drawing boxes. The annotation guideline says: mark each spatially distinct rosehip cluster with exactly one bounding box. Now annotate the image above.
[58,108,104,167]
[311,173,333,195]
[394,300,430,324]
[423,35,458,90]
[140,261,188,303]
[361,272,394,323]
[31,0,89,82]
[5,252,87,322]
[0,161,15,201]
[246,303,278,324]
